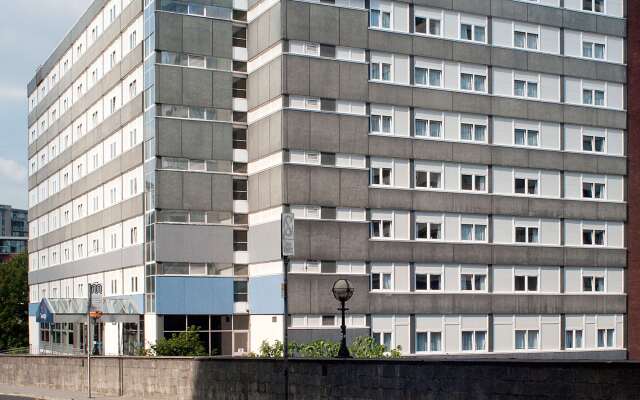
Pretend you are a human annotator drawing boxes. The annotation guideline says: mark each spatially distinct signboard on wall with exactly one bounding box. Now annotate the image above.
[281,213,295,256]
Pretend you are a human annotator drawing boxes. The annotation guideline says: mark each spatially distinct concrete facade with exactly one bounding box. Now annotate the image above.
[27,0,634,360]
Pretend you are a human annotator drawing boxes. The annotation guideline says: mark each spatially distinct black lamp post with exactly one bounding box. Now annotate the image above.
[332,279,354,358]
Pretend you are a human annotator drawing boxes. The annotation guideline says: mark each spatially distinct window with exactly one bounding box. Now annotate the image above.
[514,275,538,292]
[461,274,486,291]
[372,332,392,350]
[514,129,539,146]
[129,80,137,98]
[514,31,538,50]
[415,67,442,87]
[460,73,486,92]
[565,329,583,349]
[597,328,615,348]
[462,331,486,351]
[583,229,605,245]
[129,178,138,195]
[370,114,392,134]
[233,230,248,251]
[415,170,441,189]
[129,129,137,147]
[233,179,247,200]
[582,182,605,199]
[370,220,392,238]
[416,331,442,352]
[131,276,139,292]
[583,89,605,106]
[416,222,442,240]
[370,9,391,29]
[583,276,605,292]
[415,273,441,291]
[515,330,539,350]
[514,80,538,98]
[130,227,138,244]
[461,174,486,191]
[371,272,392,290]
[515,226,539,243]
[129,30,137,50]
[110,96,117,113]
[582,135,605,152]
[321,315,335,326]
[514,178,538,195]
[460,24,485,42]
[370,62,391,81]
[415,16,441,36]
[415,119,442,138]
[371,167,392,186]
[583,0,605,13]
[460,223,487,241]
[460,123,486,142]
[583,41,605,59]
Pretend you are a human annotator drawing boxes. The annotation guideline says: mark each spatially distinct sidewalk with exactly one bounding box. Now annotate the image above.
[0,385,144,400]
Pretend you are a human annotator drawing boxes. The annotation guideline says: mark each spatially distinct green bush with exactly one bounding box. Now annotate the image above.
[257,336,401,359]
[151,326,208,356]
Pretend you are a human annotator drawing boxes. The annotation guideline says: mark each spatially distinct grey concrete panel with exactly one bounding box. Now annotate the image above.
[156,65,183,105]
[595,15,626,37]
[597,202,627,221]
[527,149,565,171]
[211,20,233,58]
[288,274,370,315]
[284,109,311,149]
[283,165,310,205]
[211,174,233,211]
[212,122,233,161]
[527,198,565,219]
[285,0,310,42]
[181,120,214,160]
[248,220,282,263]
[491,0,528,22]
[452,142,492,165]
[269,56,283,100]
[309,112,339,152]
[564,58,598,81]
[308,221,341,260]
[155,223,234,263]
[157,118,183,157]
[413,36,453,60]
[368,188,413,210]
[156,171,184,209]
[338,115,369,154]
[368,240,413,262]
[183,15,213,55]
[183,173,213,210]
[526,4,563,26]
[369,83,413,107]
[339,222,369,260]
[452,42,490,65]
[368,30,413,55]
[284,56,310,96]
[527,53,564,76]
[211,71,233,109]
[451,192,493,214]
[28,244,143,285]
[309,4,340,45]
[369,135,412,159]
[339,169,369,207]
[183,68,213,107]
[596,109,627,130]
[452,92,492,115]
[413,88,453,111]
[338,62,369,101]
[309,58,339,99]
[339,8,368,48]
[157,11,183,52]
[452,0,490,14]
[595,62,627,84]
[412,139,453,162]
[309,167,340,206]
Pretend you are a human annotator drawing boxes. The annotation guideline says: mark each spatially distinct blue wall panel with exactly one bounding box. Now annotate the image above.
[248,275,283,314]
[155,276,234,315]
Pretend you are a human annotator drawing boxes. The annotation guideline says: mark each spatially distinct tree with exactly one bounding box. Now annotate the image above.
[0,253,29,351]
[151,326,208,356]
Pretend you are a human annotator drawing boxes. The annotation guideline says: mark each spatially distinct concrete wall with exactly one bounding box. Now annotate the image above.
[1,356,639,399]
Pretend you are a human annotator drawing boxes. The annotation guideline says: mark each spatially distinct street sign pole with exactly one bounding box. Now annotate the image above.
[281,213,295,400]
[87,284,92,399]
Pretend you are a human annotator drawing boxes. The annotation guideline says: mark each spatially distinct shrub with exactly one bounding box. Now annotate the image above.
[151,326,208,356]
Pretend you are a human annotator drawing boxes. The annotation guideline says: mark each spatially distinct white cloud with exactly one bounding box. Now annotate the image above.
[0,158,27,184]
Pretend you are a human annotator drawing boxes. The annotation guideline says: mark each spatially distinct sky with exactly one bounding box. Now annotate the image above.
[0,1,93,209]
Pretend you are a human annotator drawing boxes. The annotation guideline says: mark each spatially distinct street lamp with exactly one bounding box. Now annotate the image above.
[332,279,354,358]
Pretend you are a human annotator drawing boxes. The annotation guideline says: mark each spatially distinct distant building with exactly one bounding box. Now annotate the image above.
[0,205,28,262]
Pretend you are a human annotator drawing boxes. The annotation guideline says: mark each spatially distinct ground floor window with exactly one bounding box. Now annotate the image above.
[162,314,249,355]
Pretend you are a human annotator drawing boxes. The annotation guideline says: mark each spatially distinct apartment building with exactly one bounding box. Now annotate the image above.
[28,0,636,359]
[0,205,28,262]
